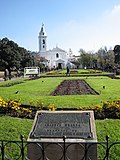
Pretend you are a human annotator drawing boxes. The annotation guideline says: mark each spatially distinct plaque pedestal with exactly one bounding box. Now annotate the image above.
[27,111,97,160]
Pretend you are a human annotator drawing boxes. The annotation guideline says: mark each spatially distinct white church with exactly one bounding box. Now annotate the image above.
[38,24,73,69]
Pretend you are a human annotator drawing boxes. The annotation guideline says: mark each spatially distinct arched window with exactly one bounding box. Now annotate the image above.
[43,39,45,44]
[56,53,59,58]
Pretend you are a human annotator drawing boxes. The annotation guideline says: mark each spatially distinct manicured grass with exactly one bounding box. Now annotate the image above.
[0,116,33,159]
[0,116,33,141]
[96,119,120,159]
[96,119,120,142]
[0,116,120,141]
[0,76,119,109]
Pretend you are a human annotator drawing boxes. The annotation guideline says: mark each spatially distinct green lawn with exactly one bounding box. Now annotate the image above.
[0,71,119,159]
[0,76,119,108]
[0,116,120,142]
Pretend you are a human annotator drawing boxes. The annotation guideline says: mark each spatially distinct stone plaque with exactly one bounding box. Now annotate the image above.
[28,111,97,160]
[30,111,93,139]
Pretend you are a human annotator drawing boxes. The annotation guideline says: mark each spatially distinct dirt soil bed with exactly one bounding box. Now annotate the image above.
[51,79,99,96]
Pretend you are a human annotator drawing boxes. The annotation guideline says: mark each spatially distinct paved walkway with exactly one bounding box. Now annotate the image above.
[0,77,22,82]
[0,78,4,82]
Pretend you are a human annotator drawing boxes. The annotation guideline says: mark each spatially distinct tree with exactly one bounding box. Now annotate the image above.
[0,38,35,71]
[114,45,120,64]
[79,48,86,55]
[0,38,20,69]
[78,49,96,69]
[95,46,115,71]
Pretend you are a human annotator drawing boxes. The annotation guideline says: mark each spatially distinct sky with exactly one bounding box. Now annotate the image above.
[0,0,120,55]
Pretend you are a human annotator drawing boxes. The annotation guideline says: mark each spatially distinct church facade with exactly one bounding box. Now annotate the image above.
[38,24,70,69]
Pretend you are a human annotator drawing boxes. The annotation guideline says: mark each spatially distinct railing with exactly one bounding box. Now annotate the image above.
[0,135,120,160]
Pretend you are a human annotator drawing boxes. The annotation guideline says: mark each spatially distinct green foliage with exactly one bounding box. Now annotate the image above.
[102,101,120,118]
[79,100,120,119]
[0,97,33,118]
[96,46,115,71]
[80,52,95,68]
[0,37,34,70]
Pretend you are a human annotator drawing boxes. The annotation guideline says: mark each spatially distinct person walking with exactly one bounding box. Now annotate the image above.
[4,69,9,81]
[66,66,70,76]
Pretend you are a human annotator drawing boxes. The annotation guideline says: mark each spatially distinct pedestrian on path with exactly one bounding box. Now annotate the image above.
[66,66,70,76]
[4,68,9,81]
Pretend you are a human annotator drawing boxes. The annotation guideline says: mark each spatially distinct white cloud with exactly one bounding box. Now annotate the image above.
[46,4,120,55]
[111,4,120,16]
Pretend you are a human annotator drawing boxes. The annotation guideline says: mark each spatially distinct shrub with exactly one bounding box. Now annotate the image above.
[102,101,120,118]
[0,98,33,118]
[79,100,120,119]
[80,71,102,74]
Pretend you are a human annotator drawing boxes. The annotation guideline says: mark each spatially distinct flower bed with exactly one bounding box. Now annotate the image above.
[0,98,56,119]
[46,71,62,75]
[51,79,99,95]
[79,100,120,119]
[0,97,120,119]
[70,70,78,74]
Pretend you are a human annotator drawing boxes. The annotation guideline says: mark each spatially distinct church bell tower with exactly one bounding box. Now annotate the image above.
[38,24,47,53]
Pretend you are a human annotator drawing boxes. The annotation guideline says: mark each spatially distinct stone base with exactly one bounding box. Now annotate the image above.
[27,142,97,160]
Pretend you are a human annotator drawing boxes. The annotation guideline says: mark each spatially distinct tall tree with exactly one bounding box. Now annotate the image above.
[0,38,20,69]
[0,38,34,70]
